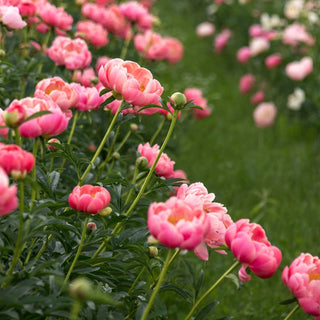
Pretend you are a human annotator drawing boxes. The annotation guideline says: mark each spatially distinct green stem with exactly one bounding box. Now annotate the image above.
[34,234,53,261]
[63,216,90,285]
[78,101,124,186]
[69,299,82,320]
[30,139,40,210]
[150,116,166,145]
[183,260,240,320]
[140,249,175,320]
[124,165,140,206]
[92,109,179,258]
[114,129,131,154]
[283,303,300,320]
[37,28,52,74]
[24,238,37,266]
[128,266,145,295]
[14,127,21,146]
[120,36,131,60]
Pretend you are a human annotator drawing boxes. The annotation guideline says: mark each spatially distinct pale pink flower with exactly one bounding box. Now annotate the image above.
[76,20,109,48]
[71,83,103,112]
[0,109,9,138]
[196,22,215,37]
[98,58,163,107]
[137,142,175,179]
[250,91,265,105]
[184,88,211,120]
[286,57,313,81]
[253,102,277,128]
[68,184,111,214]
[35,76,79,112]
[225,219,282,281]
[46,36,92,70]
[265,53,282,69]
[249,37,270,56]
[282,253,320,320]
[0,5,26,29]
[239,74,255,94]
[163,36,184,64]
[96,56,111,74]
[147,196,209,250]
[81,2,104,22]
[214,29,232,53]
[0,167,18,216]
[72,68,97,87]
[0,143,35,179]
[282,23,315,47]
[237,46,251,63]
[249,24,265,38]
[9,97,70,138]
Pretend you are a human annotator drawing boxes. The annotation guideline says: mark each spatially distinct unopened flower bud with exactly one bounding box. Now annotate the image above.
[11,169,27,180]
[130,123,138,131]
[47,138,61,151]
[99,206,112,216]
[136,156,148,170]
[112,90,123,101]
[3,105,26,128]
[0,49,5,57]
[147,235,159,244]
[170,92,187,110]
[87,222,97,232]
[148,246,158,258]
[87,144,96,152]
[69,277,92,301]
[112,152,120,160]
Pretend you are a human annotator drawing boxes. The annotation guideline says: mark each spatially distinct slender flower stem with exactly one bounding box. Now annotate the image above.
[64,216,90,285]
[124,165,140,206]
[140,249,175,320]
[78,101,124,186]
[69,300,82,320]
[30,139,40,210]
[128,266,145,295]
[34,234,53,261]
[283,303,300,320]
[92,109,179,258]
[120,36,131,60]
[150,116,166,145]
[14,128,21,146]
[183,260,240,320]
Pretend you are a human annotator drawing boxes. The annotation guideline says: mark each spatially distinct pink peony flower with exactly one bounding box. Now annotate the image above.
[34,76,79,112]
[282,253,320,319]
[249,37,270,56]
[137,142,175,179]
[253,102,277,128]
[76,20,109,48]
[98,58,163,107]
[196,22,215,37]
[17,1,36,17]
[237,46,251,64]
[68,184,111,214]
[0,109,9,139]
[96,56,111,74]
[214,29,232,53]
[225,219,282,281]
[163,36,184,64]
[0,167,18,216]
[184,88,211,120]
[282,23,315,47]
[250,91,265,105]
[147,196,209,250]
[72,68,97,88]
[265,53,282,69]
[239,74,255,94]
[0,5,26,29]
[0,143,35,179]
[46,36,92,70]
[286,57,313,81]
[9,97,70,138]
[249,24,265,38]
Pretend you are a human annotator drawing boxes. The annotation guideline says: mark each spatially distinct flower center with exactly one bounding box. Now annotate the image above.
[309,273,320,282]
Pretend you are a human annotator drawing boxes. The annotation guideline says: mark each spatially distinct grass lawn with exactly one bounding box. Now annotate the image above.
[152,1,320,319]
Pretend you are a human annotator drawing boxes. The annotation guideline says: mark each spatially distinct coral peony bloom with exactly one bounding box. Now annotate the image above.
[35,77,79,112]
[72,68,97,88]
[184,88,211,120]
[137,142,175,179]
[147,196,209,250]
[196,22,215,37]
[46,36,92,70]
[0,109,9,139]
[214,29,232,53]
[0,167,18,216]
[250,91,265,105]
[96,56,111,74]
[0,5,26,29]
[282,253,320,319]
[98,58,163,107]
[286,57,313,81]
[253,102,277,128]
[265,53,282,69]
[76,20,109,48]
[0,143,35,179]
[225,219,282,281]
[163,36,184,64]
[239,74,255,94]
[9,97,70,138]
[237,46,251,63]
[282,23,315,47]
[68,185,111,214]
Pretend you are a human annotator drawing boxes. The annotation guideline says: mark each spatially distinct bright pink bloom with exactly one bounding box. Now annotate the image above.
[163,36,184,64]
[46,36,92,70]
[214,29,232,53]
[0,5,26,29]
[265,53,282,69]
[35,76,79,112]
[253,102,277,128]
[18,1,36,16]
[76,20,109,48]
[71,83,103,112]
[9,97,70,138]
[239,74,255,94]
[96,56,111,74]
[0,167,18,216]
[196,22,215,37]
[237,46,251,63]
[249,24,265,38]
[81,3,105,22]
[0,109,9,139]
[3,103,26,127]
[147,196,209,250]
[250,91,265,105]
[137,142,175,179]
[286,57,313,81]
[68,184,111,214]
[98,58,163,107]
[72,68,97,87]
[283,23,315,47]
[184,88,211,120]
[282,253,320,320]
[225,219,282,281]
[0,143,35,179]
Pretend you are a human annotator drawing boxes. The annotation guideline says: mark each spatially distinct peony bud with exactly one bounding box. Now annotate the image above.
[87,222,97,232]
[170,92,187,110]
[47,138,61,151]
[69,277,92,301]
[3,104,26,128]
[136,156,149,170]
[148,246,158,258]
[99,206,112,217]
[130,123,138,131]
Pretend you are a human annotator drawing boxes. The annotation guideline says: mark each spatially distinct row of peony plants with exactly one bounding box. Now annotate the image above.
[0,0,319,319]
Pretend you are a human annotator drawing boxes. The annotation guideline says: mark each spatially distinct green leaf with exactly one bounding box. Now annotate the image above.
[279,297,297,305]
[23,110,52,122]
[195,269,204,300]
[195,301,219,320]
[99,94,116,108]
[160,283,193,302]
[225,273,242,290]
[99,88,111,96]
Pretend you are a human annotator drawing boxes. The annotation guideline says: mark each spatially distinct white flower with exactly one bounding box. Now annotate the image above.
[249,37,270,56]
[284,0,304,19]
[287,88,305,110]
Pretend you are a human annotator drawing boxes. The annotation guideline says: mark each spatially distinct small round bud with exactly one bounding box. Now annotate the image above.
[69,277,92,301]
[3,105,26,128]
[148,246,158,258]
[87,144,96,152]
[170,92,187,110]
[47,138,61,151]
[130,123,138,131]
[87,222,97,232]
[112,152,120,160]
[99,206,112,216]
[112,90,123,101]
[0,49,5,57]
[136,156,149,170]
[147,235,159,244]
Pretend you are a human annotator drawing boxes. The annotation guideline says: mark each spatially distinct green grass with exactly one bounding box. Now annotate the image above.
[151,1,320,319]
